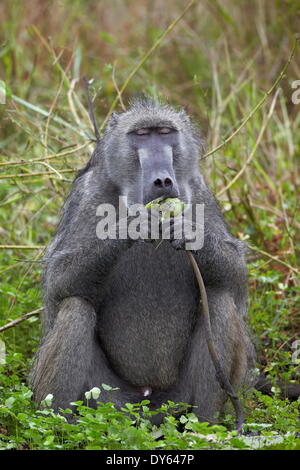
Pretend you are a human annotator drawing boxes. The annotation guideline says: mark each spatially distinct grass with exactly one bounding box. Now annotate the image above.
[0,0,299,450]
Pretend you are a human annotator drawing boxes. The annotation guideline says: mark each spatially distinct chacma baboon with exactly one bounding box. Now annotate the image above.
[31,98,255,422]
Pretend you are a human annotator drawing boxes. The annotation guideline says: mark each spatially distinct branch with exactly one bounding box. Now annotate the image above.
[255,374,300,401]
[0,169,75,179]
[0,143,89,167]
[0,308,44,333]
[83,77,101,142]
[99,0,196,132]
[249,244,300,276]
[216,88,280,197]
[0,245,45,249]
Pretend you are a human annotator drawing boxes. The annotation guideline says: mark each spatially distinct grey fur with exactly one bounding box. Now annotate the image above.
[30,99,255,422]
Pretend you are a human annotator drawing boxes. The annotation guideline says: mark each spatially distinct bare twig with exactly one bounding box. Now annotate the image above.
[11,94,87,138]
[0,143,90,167]
[44,71,67,156]
[249,244,300,277]
[111,62,126,111]
[0,169,75,179]
[217,88,280,197]
[0,308,44,333]
[83,78,101,142]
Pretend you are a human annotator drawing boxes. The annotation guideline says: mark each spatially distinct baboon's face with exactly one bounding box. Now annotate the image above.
[103,103,201,206]
[127,126,180,204]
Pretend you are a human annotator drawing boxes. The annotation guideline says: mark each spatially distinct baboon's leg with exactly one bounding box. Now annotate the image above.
[179,287,253,422]
[31,297,128,410]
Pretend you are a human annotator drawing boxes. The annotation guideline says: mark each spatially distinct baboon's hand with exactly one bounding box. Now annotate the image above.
[166,217,198,251]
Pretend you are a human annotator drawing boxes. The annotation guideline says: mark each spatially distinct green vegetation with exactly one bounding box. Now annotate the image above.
[0,0,299,450]
[145,197,185,220]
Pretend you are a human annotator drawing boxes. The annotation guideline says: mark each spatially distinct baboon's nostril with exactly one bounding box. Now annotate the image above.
[154,178,163,187]
[164,178,172,187]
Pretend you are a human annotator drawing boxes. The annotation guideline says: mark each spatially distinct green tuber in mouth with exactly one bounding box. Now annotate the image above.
[145,197,185,221]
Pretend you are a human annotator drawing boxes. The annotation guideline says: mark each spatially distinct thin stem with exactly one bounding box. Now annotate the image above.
[186,251,244,432]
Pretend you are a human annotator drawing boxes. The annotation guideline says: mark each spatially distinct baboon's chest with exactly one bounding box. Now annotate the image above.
[97,242,198,389]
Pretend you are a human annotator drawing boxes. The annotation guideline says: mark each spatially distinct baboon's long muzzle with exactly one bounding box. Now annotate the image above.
[138,145,179,204]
